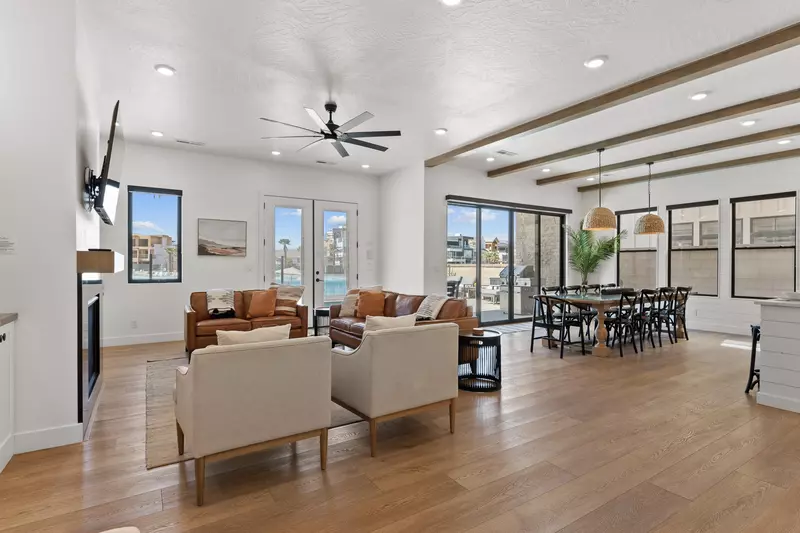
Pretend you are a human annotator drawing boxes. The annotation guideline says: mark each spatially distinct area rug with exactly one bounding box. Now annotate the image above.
[145,357,362,469]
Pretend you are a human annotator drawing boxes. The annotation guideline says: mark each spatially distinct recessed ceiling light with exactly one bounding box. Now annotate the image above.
[778,139,792,145]
[586,177,596,181]
[740,119,757,127]
[583,55,608,69]
[271,151,281,155]
[542,168,551,173]
[441,0,461,5]
[151,131,164,137]
[690,92,709,101]
[434,128,448,135]
[361,164,370,169]
[486,157,495,162]
[154,64,176,77]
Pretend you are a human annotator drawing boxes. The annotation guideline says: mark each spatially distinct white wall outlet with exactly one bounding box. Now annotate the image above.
[131,320,138,329]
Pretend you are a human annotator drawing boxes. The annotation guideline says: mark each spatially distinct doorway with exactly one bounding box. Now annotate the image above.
[263,196,358,308]
[446,200,566,326]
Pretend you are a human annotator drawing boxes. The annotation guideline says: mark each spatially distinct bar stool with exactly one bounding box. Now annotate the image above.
[745,324,760,394]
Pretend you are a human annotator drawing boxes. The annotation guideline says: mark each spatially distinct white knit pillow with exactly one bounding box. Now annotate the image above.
[217,324,291,346]
[416,295,449,320]
[364,314,416,332]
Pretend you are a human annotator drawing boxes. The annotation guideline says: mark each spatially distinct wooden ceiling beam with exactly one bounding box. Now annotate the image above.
[489,88,800,178]
[424,22,800,169]
[537,125,800,184]
[577,149,800,192]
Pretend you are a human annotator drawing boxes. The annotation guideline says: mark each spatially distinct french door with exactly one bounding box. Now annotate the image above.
[264,196,358,308]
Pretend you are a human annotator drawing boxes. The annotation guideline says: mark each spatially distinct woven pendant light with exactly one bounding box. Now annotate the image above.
[634,162,665,235]
[583,148,616,231]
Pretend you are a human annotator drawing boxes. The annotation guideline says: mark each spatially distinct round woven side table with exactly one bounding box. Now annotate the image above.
[457,330,501,392]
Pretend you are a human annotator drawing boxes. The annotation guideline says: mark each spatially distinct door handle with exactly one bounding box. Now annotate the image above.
[316,278,321,282]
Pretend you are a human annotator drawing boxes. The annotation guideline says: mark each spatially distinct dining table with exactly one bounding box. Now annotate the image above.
[544,291,686,358]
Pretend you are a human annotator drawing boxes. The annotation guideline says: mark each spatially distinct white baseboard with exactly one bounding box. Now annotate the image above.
[757,391,800,414]
[0,433,13,473]
[14,423,83,454]
[103,331,183,347]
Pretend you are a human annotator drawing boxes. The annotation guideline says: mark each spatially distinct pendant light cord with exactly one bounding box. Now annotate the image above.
[597,148,605,207]
[647,162,653,210]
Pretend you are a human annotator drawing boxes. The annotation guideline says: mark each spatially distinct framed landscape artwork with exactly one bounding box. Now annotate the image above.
[197,219,247,257]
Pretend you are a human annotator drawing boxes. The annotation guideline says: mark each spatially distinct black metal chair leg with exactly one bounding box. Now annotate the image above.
[619,325,624,357]
[631,325,639,354]
[560,322,567,359]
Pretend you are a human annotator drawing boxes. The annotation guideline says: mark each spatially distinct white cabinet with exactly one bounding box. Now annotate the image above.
[0,322,14,473]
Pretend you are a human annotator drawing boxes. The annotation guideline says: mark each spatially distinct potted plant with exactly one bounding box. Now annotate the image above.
[565,224,627,286]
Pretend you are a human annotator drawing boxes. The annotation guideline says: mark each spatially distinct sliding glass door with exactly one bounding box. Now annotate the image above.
[447,201,565,326]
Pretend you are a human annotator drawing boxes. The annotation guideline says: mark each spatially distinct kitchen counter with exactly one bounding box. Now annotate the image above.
[755,299,800,413]
[0,314,17,328]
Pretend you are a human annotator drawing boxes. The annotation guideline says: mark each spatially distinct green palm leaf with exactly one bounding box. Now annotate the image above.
[564,223,626,285]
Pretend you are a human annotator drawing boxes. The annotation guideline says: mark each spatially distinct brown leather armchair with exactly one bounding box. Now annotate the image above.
[185,290,308,354]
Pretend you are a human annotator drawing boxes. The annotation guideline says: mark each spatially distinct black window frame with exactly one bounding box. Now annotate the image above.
[615,208,658,288]
[128,185,183,284]
[731,191,796,300]
[667,200,719,297]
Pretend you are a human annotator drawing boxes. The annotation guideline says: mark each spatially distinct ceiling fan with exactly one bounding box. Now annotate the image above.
[260,101,401,158]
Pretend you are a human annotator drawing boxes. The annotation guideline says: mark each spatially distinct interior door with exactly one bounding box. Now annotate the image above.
[264,197,314,302]
[314,201,358,308]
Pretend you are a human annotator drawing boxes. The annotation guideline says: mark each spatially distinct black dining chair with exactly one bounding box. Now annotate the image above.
[745,324,761,393]
[584,284,601,294]
[563,285,583,295]
[639,289,661,349]
[541,286,564,296]
[547,297,589,358]
[531,295,557,352]
[674,286,691,341]
[601,283,617,289]
[606,291,641,356]
[658,287,677,345]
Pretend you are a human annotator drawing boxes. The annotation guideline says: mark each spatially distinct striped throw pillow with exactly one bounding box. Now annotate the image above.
[270,284,305,316]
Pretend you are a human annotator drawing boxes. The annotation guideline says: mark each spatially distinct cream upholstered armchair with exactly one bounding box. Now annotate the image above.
[331,322,459,457]
[175,336,332,506]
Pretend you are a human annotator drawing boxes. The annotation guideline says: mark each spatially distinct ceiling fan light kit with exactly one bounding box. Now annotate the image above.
[260,101,401,158]
[634,162,665,235]
[583,148,617,231]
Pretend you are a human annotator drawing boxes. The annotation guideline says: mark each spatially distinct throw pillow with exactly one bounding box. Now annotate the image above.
[340,285,382,317]
[217,324,291,346]
[247,289,277,319]
[356,291,385,318]
[364,314,416,332]
[207,289,235,318]
[270,284,305,316]
[416,295,450,320]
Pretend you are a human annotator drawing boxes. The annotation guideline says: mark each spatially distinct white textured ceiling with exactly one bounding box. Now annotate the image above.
[80,0,800,179]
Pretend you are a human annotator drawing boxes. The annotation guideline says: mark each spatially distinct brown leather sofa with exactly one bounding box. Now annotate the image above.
[185,290,308,353]
[329,292,477,349]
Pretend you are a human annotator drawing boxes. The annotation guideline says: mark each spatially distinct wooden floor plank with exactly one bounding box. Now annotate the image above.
[737,425,800,489]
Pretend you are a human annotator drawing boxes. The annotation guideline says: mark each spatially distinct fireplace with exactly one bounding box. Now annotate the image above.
[79,279,104,435]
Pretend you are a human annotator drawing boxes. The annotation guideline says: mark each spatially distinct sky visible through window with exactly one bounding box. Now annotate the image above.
[131,191,179,242]
[447,205,508,241]
[273,208,347,250]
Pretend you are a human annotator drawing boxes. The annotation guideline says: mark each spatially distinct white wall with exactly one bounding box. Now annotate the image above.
[379,163,426,293]
[100,143,380,345]
[424,164,583,295]
[0,0,83,451]
[580,158,800,335]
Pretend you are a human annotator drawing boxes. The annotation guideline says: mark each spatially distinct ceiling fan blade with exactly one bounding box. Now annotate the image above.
[305,107,332,133]
[261,135,323,139]
[340,137,388,152]
[340,130,401,139]
[332,141,350,158]
[337,111,374,133]
[259,117,319,135]
[297,138,324,152]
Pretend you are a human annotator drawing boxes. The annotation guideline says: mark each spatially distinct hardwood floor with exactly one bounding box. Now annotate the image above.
[2,331,800,532]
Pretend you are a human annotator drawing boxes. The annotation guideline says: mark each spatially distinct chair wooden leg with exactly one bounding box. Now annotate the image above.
[194,457,206,506]
[369,419,378,457]
[320,427,328,470]
[176,421,185,455]
[449,398,456,434]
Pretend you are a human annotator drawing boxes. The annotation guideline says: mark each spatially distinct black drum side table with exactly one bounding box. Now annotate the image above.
[314,307,330,336]
[458,330,501,392]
